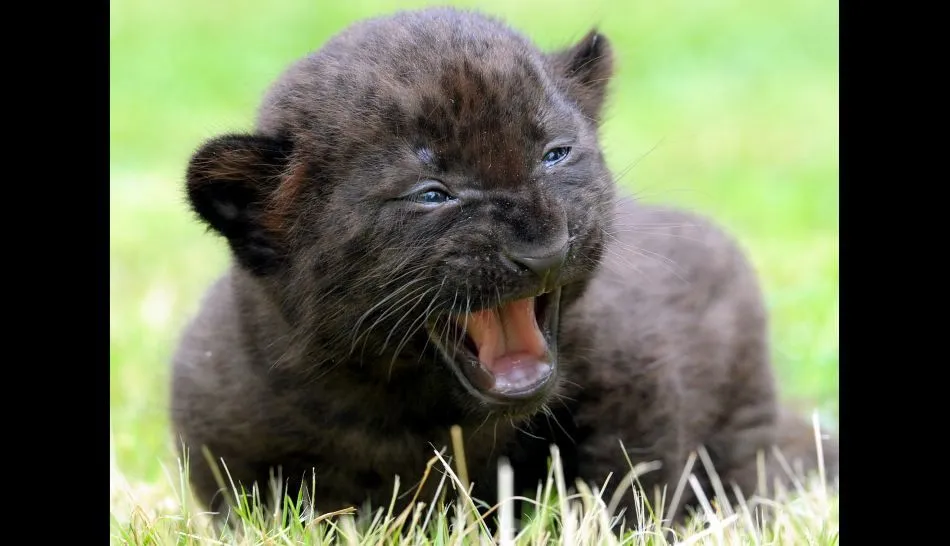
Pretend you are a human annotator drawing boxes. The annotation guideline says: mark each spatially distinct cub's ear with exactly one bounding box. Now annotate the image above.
[185,134,292,275]
[547,30,614,123]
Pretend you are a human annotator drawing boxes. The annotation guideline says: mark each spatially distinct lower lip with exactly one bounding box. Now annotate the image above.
[457,349,557,403]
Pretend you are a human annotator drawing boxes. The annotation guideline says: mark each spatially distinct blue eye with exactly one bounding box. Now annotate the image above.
[542,146,571,167]
[410,188,454,205]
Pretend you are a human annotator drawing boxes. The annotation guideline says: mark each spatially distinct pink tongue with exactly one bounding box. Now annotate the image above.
[459,299,549,390]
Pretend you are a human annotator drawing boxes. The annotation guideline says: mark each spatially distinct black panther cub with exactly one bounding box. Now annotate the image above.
[171,6,838,527]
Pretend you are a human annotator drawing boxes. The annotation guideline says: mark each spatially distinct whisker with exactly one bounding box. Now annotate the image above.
[379,284,437,357]
[388,279,447,377]
[349,277,430,354]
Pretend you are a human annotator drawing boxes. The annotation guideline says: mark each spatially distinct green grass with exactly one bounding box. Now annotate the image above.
[110,0,838,542]
[111,434,838,545]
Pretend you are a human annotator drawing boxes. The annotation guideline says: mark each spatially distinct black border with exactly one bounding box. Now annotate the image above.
[6,0,107,536]
[838,0,923,541]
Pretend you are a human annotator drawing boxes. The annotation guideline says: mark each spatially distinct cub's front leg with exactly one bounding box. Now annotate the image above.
[566,369,692,525]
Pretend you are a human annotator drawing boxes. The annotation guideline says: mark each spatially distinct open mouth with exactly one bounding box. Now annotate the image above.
[427,288,561,405]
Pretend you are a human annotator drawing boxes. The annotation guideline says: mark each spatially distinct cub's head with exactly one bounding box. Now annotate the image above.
[185,8,616,421]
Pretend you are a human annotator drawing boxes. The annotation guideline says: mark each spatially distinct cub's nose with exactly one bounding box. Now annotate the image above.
[505,244,569,282]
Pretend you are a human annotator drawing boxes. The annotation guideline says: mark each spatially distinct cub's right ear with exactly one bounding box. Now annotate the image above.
[185,134,292,275]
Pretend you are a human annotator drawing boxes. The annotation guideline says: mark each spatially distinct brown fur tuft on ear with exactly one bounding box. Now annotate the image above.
[548,30,614,123]
[185,134,293,275]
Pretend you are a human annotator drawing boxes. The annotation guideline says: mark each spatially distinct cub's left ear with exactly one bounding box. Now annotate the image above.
[547,30,614,123]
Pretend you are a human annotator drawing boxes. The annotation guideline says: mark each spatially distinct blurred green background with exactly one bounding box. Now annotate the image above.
[110,0,838,485]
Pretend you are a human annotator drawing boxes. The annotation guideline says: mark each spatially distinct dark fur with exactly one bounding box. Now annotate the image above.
[171,7,838,528]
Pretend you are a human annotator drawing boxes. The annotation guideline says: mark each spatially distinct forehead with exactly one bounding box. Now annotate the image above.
[372,52,570,187]
[270,12,578,188]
